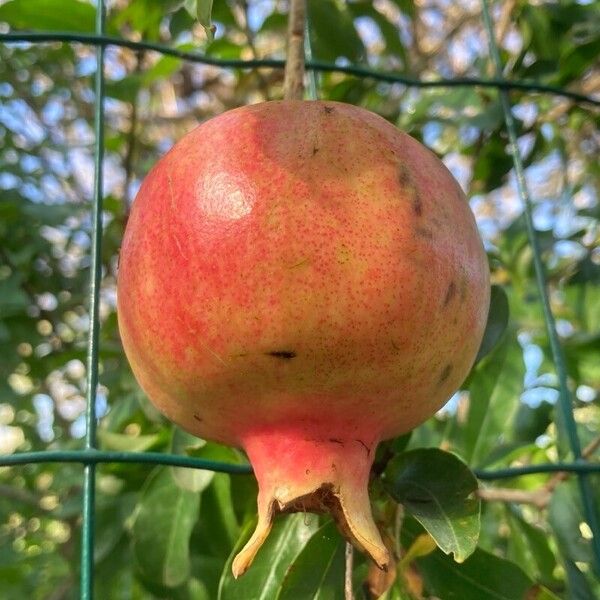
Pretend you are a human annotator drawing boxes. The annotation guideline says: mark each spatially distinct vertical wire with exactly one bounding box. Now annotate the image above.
[304,14,319,100]
[480,0,600,575]
[81,0,106,597]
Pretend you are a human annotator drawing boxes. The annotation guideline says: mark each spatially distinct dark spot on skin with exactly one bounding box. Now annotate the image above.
[329,438,344,445]
[265,350,297,359]
[391,339,401,352]
[398,165,423,215]
[323,105,334,114]
[312,146,319,155]
[305,469,310,475]
[356,439,370,454]
[443,281,456,307]
[193,414,202,422]
[415,227,433,239]
[412,195,423,216]
[438,364,453,385]
[398,165,411,187]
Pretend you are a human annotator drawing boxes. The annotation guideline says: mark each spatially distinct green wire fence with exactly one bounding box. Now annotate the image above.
[1,0,600,597]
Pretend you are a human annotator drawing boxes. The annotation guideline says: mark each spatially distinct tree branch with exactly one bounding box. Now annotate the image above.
[345,542,354,600]
[283,0,306,100]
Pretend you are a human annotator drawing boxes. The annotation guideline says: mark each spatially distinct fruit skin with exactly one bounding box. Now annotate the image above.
[117,100,490,576]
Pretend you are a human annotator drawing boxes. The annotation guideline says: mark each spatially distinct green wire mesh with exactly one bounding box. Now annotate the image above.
[1,0,600,597]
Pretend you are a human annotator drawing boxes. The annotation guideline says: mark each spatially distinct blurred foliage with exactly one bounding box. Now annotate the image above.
[0,0,599,598]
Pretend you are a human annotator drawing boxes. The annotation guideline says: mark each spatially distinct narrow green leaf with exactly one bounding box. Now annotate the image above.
[132,468,200,588]
[97,429,161,453]
[564,559,596,600]
[218,514,318,600]
[549,481,594,564]
[464,334,525,465]
[384,448,480,562]
[195,473,240,558]
[277,519,345,600]
[475,285,509,363]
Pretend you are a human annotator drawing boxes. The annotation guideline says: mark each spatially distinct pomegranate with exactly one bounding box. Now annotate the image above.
[117,100,489,577]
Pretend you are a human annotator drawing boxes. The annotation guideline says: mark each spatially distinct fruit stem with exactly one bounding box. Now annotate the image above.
[231,425,390,577]
[283,0,306,100]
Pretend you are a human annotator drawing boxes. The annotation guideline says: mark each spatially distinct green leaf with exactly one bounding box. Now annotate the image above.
[98,429,161,452]
[132,467,200,588]
[195,473,240,557]
[95,493,137,564]
[384,448,480,562]
[511,401,553,444]
[471,132,514,192]
[218,514,318,600]
[277,519,345,600]
[308,0,365,62]
[549,481,595,565]
[170,427,215,492]
[475,285,509,363]
[564,559,596,600]
[464,335,524,465]
[0,0,95,32]
[0,275,30,318]
[347,3,407,67]
[506,508,558,587]
[519,5,557,61]
[418,543,535,600]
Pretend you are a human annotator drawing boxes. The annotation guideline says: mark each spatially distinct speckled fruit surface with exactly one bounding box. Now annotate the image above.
[117,100,490,576]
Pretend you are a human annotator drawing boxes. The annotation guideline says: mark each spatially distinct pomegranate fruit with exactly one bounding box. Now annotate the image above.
[117,100,489,577]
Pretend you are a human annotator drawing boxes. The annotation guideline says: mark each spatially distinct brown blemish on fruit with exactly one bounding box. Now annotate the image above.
[266,350,297,359]
[415,227,433,240]
[323,105,334,114]
[438,363,453,385]
[398,166,411,187]
[312,146,319,155]
[329,438,344,445]
[398,165,423,216]
[412,194,423,216]
[390,339,401,352]
[443,281,456,307]
[193,413,203,422]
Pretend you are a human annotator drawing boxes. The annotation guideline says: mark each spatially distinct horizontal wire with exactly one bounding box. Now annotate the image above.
[0,450,253,474]
[474,462,600,480]
[1,450,599,480]
[0,31,598,108]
